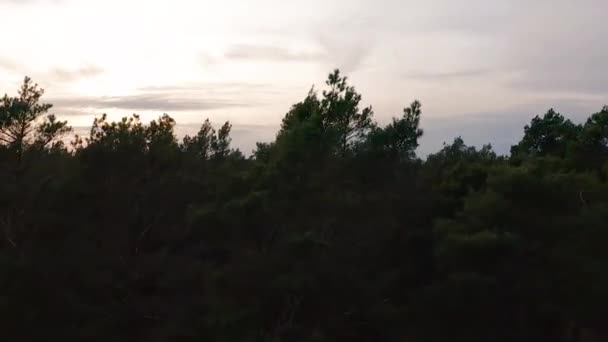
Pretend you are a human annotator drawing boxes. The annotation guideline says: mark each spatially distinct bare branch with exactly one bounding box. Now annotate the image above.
[0,135,13,144]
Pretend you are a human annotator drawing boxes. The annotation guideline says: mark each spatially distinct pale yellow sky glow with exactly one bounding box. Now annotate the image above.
[1,0,607,153]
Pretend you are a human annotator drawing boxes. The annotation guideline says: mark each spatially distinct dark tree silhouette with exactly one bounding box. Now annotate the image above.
[1,72,607,342]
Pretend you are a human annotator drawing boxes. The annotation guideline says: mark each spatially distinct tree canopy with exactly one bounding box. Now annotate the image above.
[1,72,607,341]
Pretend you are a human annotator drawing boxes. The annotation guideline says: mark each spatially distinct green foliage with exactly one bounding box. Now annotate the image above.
[182,119,241,161]
[511,108,581,158]
[0,77,71,164]
[182,118,216,159]
[34,114,72,149]
[1,73,608,342]
[320,69,374,154]
[569,106,608,170]
[365,100,423,161]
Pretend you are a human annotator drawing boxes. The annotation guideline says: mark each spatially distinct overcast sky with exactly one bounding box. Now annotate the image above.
[0,0,606,154]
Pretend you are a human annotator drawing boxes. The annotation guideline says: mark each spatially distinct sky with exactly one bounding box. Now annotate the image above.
[0,0,607,155]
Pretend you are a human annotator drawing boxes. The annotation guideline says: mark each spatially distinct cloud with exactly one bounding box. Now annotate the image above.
[51,93,252,112]
[0,0,63,4]
[48,65,104,82]
[204,39,371,74]
[492,1,608,95]
[224,44,324,62]
[5,0,608,156]
[137,82,284,95]
[315,32,374,74]
[503,33,608,95]
[49,82,280,113]
[0,60,103,86]
[406,69,491,81]
[0,57,20,72]
[198,53,218,67]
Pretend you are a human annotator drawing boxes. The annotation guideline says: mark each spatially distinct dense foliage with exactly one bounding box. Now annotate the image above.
[1,72,608,341]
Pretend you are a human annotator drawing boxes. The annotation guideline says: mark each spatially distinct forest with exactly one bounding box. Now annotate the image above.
[1,71,608,341]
